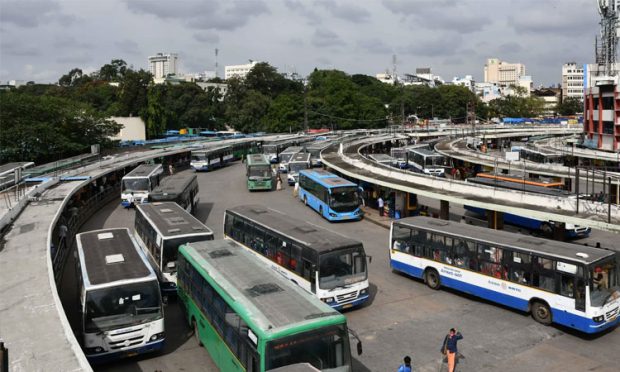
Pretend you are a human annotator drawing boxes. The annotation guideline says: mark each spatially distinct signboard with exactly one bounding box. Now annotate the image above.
[505,151,520,162]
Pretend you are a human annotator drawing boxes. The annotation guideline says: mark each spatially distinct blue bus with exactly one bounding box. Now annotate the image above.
[298,169,362,221]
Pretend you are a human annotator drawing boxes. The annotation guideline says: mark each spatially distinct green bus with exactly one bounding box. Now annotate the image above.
[177,239,362,372]
[246,153,273,191]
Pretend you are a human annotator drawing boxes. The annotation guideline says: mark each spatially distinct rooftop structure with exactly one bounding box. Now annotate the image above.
[224,60,259,80]
[148,53,178,80]
[484,58,526,88]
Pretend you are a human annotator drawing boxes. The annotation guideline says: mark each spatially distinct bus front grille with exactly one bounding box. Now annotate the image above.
[606,307,618,320]
[336,291,357,303]
[109,335,144,350]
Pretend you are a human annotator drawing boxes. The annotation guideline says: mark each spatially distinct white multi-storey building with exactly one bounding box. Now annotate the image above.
[451,75,475,91]
[561,62,584,101]
[484,58,526,88]
[224,60,259,80]
[148,53,178,80]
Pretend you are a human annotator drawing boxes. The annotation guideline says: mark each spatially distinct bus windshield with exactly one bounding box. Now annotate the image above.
[426,156,448,167]
[266,324,351,371]
[122,178,149,193]
[319,246,367,290]
[191,154,207,162]
[289,162,307,173]
[249,166,272,179]
[279,153,294,163]
[329,187,359,212]
[590,258,620,307]
[84,280,161,333]
[162,235,214,273]
[263,145,278,155]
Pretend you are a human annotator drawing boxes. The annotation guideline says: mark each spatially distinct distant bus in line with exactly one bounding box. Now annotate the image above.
[135,202,213,296]
[177,238,362,371]
[298,169,362,221]
[246,154,273,191]
[75,228,164,362]
[278,146,303,173]
[190,146,233,171]
[286,152,311,185]
[148,170,199,214]
[389,217,619,333]
[224,205,370,310]
[121,164,163,207]
[406,147,449,177]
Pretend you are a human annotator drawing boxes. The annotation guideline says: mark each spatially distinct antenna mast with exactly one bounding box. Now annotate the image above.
[215,48,219,78]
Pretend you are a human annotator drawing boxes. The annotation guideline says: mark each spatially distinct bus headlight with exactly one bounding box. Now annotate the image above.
[149,332,165,342]
[85,346,105,354]
[329,212,337,217]
[322,297,335,304]
[593,315,605,323]
[360,289,368,296]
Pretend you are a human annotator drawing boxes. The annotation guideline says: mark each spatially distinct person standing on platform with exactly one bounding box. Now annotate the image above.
[377,195,384,217]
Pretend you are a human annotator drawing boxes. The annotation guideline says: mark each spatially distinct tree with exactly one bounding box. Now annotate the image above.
[244,62,301,98]
[0,91,120,164]
[58,68,91,87]
[118,69,152,117]
[557,97,583,115]
[97,59,128,82]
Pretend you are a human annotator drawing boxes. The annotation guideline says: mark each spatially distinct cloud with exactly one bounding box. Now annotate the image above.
[0,40,40,57]
[316,57,332,66]
[56,53,93,64]
[52,36,92,50]
[497,42,523,55]
[115,40,140,55]
[507,1,596,37]
[382,0,454,16]
[287,37,305,46]
[311,29,346,48]
[400,35,463,57]
[124,0,269,31]
[318,0,370,23]
[283,0,321,25]
[194,31,220,44]
[357,39,392,54]
[0,0,76,28]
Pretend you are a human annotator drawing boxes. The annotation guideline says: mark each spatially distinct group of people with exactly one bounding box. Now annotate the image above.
[396,328,463,372]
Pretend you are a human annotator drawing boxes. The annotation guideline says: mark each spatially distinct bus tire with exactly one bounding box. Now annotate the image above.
[193,319,203,346]
[531,301,552,325]
[304,196,308,206]
[319,205,323,216]
[424,269,441,290]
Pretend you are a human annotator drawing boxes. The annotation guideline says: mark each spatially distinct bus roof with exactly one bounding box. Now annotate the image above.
[227,205,362,254]
[304,141,333,151]
[280,146,303,154]
[394,217,612,265]
[521,146,562,157]
[299,169,357,188]
[123,164,162,178]
[246,153,270,165]
[289,153,311,163]
[136,202,213,239]
[149,171,196,201]
[368,154,394,163]
[76,228,154,288]
[476,173,564,188]
[181,239,345,337]
[408,147,442,157]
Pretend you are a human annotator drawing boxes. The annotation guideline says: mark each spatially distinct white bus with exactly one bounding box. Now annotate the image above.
[190,146,233,171]
[148,170,200,214]
[135,202,214,297]
[406,147,449,177]
[224,205,370,310]
[390,217,620,334]
[121,164,163,207]
[278,146,303,173]
[286,152,311,185]
[75,228,164,362]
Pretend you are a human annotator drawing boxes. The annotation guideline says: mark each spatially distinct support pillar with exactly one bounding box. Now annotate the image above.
[440,200,449,220]
[486,210,504,230]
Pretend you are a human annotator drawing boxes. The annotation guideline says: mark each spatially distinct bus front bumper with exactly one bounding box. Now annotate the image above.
[326,209,363,221]
[329,294,369,311]
[86,338,165,364]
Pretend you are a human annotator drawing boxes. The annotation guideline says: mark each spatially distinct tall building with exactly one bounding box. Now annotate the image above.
[484,58,526,88]
[583,63,620,151]
[148,53,178,79]
[224,60,259,80]
[561,62,584,101]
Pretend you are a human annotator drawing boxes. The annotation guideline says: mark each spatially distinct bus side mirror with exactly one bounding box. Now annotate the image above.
[367,255,372,263]
[357,341,363,356]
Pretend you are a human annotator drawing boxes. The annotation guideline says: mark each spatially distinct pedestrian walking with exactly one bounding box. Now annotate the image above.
[397,355,412,372]
[441,328,463,372]
[293,181,299,197]
[377,195,384,217]
[276,173,283,191]
[168,163,174,175]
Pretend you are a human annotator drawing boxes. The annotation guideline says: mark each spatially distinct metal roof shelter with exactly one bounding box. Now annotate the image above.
[76,228,153,287]
[182,239,341,332]
[226,205,362,254]
[136,202,213,239]
[394,217,613,264]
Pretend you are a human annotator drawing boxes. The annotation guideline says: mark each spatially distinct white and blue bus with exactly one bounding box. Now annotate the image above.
[225,205,370,310]
[148,170,200,214]
[278,146,303,173]
[135,202,214,297]
[389,217,620,334]
[190,146,233,171]
[121,164,163,207]
[406,147,449,177]
[75,228,165,362]
[298,169,362,221]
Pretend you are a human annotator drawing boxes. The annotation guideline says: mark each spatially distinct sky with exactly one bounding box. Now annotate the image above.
[0,0,603,86]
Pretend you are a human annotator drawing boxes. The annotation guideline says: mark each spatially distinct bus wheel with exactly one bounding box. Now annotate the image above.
[531,301,552,325]
[304,196,308,206]
[541,223,553,237]
[424,269,441,290]
[319,206,323,216]
[193,320,203,346]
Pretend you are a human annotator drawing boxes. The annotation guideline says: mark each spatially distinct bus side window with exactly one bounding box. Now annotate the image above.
[290,245,303,275]
[302,260,315,291]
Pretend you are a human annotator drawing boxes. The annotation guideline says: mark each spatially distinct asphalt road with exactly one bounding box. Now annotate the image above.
[61,161,620,372]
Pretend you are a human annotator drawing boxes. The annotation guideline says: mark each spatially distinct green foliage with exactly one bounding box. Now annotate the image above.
[117,69,152,117]
[557,97,583,116]
[488,94,546,118]
[0,91,121,164]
